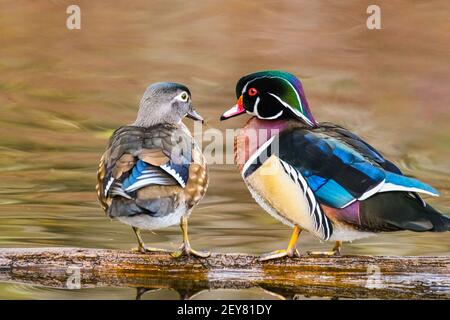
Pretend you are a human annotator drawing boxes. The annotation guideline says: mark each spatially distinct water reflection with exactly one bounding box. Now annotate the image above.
[0,0,449,299]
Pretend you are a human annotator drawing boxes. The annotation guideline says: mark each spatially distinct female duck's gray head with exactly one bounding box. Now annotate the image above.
[134,82,203,127]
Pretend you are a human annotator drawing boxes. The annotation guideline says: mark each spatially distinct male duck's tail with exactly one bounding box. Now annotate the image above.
[426,206,450,232]
[360,192,450,232]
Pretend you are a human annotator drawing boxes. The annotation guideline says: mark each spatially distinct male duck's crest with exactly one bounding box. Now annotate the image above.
[221,70,317,126]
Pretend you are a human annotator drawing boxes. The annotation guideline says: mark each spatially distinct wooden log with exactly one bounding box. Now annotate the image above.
[0,247,449,299]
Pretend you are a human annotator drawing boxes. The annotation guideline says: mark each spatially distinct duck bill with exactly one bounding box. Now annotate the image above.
[220,96,245,121]
[186,107,204,123]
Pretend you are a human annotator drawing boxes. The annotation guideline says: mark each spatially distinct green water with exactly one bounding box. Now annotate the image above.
[0,0,449,299]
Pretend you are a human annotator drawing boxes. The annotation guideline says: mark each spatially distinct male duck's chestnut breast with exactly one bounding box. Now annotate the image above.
[234,117,291,173]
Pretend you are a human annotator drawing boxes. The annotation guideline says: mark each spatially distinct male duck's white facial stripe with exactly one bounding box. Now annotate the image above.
[242,76,304,112]
[261,109,284,120]
[267,93,313,126]
[279,159,333,240]
[252,96,283,120]
[253,97,261,117]
[241,76,313,125]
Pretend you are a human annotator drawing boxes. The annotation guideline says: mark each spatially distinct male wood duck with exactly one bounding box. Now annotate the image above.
[221,70,449,261]
[96,82,210,258]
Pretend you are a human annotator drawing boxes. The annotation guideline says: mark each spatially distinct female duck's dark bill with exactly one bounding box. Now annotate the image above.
[186,107,204,123]
[220,96,245,121]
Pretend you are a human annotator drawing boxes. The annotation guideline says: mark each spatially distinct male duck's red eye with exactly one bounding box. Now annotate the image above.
[248,87,258,96]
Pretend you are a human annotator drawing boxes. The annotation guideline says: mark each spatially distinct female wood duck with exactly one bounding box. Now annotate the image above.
[96,82,210,258]
[221,70,449,261]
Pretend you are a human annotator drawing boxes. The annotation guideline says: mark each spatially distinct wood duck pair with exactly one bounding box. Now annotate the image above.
[97,73,449,261]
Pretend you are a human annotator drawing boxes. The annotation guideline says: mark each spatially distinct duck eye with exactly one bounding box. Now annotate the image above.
[179,92,189,102]
[248,87,258,97]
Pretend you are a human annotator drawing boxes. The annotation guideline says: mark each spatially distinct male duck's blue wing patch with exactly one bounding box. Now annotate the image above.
[310,177,355,208]
[319,123,404,175]
[277,128,438,208]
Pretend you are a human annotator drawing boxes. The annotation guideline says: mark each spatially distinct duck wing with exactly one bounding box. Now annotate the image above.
[96,124,194,214]
[276,126,438,209]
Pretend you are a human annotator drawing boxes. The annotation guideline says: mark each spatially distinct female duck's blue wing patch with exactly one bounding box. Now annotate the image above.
[160,160,189,187]
[121,160,177,192]
[277,128,438,208]
[99,124,195,210]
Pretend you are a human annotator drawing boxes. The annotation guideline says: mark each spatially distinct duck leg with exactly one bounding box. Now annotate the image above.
[131,227,170,253]
[259,225,303,261]
[307,241,342,256]
[171,216,211,258]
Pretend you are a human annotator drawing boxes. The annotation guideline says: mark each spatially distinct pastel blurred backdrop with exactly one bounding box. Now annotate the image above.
[0,0,449,299]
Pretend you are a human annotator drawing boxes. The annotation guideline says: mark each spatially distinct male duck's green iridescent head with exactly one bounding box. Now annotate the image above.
[220,71,317,126]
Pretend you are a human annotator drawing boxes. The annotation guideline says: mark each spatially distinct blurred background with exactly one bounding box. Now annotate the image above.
[0,0,449,299]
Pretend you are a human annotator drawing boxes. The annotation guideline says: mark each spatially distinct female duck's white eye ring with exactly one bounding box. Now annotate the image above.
[176,91,189,102]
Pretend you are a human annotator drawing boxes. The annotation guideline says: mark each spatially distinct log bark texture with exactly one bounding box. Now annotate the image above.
[0,247,449,299]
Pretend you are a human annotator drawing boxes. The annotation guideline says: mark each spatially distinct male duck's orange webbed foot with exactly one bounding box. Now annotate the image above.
[307,241,342,257]
[259,225,302,262]
[171,216,211,259]
[131,227,170,254]
[258,248,301,261]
